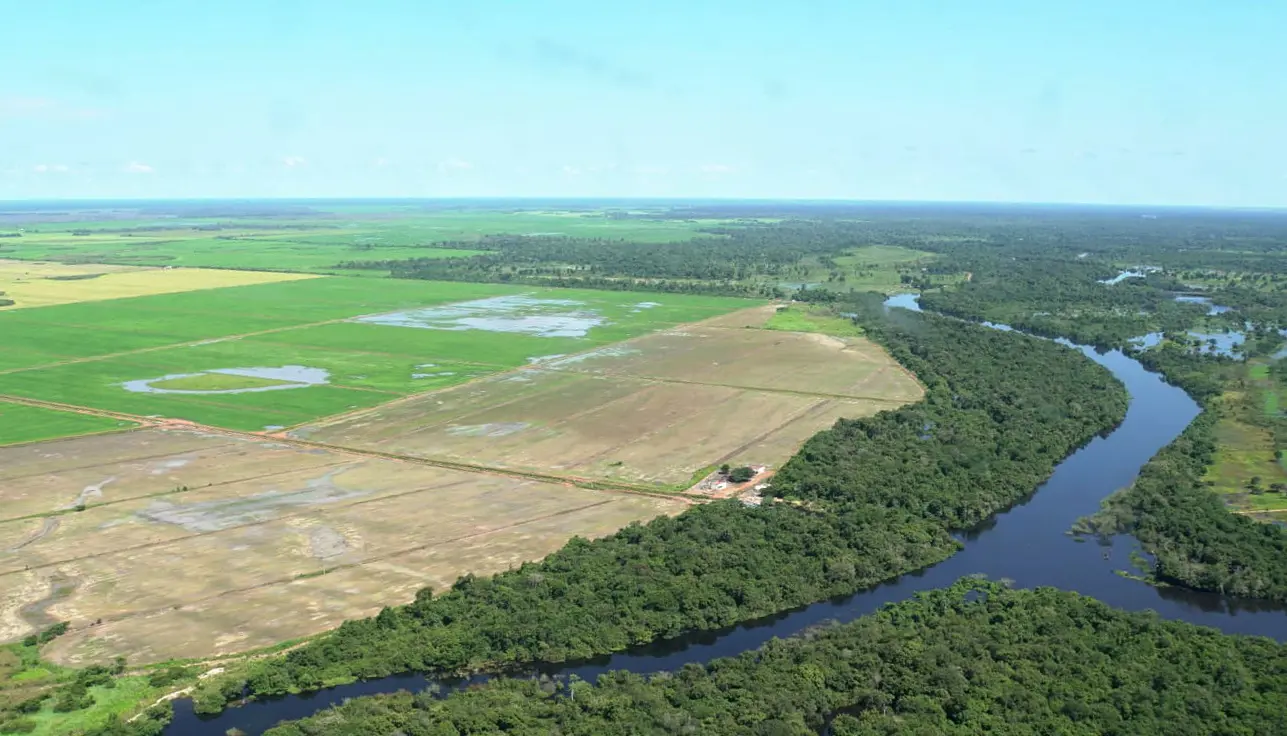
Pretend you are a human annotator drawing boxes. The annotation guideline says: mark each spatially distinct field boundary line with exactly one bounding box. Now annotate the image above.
[706,397,837,469]
[0,477,483,579]
[0,460,355,528]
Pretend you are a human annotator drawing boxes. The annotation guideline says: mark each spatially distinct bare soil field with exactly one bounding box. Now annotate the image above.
[0,429,682,665]
[543,325,923,401]
[300,318,923,487]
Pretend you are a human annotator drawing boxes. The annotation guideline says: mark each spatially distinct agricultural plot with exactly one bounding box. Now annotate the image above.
[0,210,742,273]
[300,314,923,487]
[0,429,684,665]
[0,259,317,310]
[0,402,135,447]
[0,278,751,434]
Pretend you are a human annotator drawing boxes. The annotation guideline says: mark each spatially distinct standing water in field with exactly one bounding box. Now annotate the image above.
[353,295,606,338]
[121,366,330,395]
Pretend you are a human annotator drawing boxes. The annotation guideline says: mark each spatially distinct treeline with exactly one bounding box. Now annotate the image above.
[333,223,901,295]
[772,294,1129,526]
[259,580,1287,736]
[1078,344,1287,600]
[191,503,955,712]
[110,296,1127,723]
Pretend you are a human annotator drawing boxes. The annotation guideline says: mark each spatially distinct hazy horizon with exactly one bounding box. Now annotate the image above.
[5,1,1284,206]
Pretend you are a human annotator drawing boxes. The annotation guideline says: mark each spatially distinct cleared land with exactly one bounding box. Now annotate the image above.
[0,259,316,310]
[300,311,923,487]
[0,429,684,665]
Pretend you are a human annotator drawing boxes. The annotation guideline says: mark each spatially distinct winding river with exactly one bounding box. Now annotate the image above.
[167,296,1287,735]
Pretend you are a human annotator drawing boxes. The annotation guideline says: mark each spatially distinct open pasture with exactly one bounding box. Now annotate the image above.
[0,429,684,665]
[300,312,923,487]
[0,278,751,433]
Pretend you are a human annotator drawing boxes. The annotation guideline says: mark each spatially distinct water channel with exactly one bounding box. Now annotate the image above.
[167,295,1287,734]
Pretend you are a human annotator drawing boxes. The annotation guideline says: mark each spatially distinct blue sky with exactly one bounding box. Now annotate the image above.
[3,1,1283,205]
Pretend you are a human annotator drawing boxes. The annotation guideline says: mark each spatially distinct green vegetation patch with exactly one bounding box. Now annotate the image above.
[0,402,135,446]
[765,305,864,336]
[147,373,296,392]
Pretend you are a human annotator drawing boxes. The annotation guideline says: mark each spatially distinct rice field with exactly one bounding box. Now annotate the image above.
[300,315,923,487]
[0,402,136,447]
[0,277,753,433]
[0,429,685,665]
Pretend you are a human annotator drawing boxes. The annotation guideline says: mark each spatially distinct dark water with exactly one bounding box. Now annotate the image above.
[167,296,1287,735]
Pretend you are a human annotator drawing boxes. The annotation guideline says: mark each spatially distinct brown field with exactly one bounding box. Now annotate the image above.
[0,259,316,309]
[299,322,923,487]
[0,429,683,665]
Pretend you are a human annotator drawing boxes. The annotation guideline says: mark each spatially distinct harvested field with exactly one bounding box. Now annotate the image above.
[0,259,317,310]
[300,315,923,487]
[0,429,683,665]
[543,325,923,401]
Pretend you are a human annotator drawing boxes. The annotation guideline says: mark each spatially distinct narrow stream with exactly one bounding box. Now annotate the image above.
[167,296,1287,735]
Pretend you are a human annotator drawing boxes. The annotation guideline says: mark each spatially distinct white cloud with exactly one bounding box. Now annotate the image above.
[32,163,70,174]
[437,158,473,173]
[373,157,390,167]
[282,156,307,168]
[632,165,670,175]
[123,161,155,174]
[699,163,736,174]
[561,164,583,176]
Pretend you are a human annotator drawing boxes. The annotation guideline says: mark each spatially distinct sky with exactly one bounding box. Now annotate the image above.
[2,0,1284,206]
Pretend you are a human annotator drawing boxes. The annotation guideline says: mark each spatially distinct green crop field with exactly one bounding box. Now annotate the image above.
[0,401,136,446]
[0,275,754,433]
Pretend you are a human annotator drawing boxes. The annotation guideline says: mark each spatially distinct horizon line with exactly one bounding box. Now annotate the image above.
[2,196,1286,213]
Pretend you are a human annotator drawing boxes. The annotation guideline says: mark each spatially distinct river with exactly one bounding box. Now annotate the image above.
[166,295,1287,735]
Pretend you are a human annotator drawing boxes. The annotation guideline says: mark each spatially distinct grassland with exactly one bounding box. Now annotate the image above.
[1201,360,1287,523]
[765,304,866,337]
[748,244,963,294]
[0,402,135,446]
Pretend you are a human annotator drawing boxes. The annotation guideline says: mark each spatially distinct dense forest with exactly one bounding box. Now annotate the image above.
[254,580,1287,736]
[772,294,1129,524]
[112,290,1128,725]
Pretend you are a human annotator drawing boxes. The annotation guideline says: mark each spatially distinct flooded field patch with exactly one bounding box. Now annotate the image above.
[353,294,606,338]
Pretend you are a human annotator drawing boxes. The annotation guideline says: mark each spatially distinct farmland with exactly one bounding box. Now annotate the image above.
[0,256,924,671]
[0,259,317,310]
[0,207,742,274]
[0,203,939,735]
[0,278,752,432]
[300,308,922,487]
[0,429,685,665]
